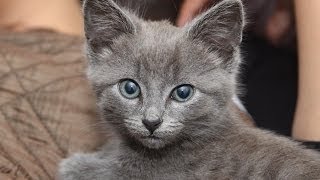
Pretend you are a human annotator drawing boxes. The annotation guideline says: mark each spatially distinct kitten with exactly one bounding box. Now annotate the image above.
[58,0,320,179]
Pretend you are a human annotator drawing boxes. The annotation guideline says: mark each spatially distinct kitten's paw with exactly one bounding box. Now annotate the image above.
[57,152,114,180]
[57,153,92,180]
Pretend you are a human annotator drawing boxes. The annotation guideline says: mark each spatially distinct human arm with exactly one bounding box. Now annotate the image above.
[292,0,320,141]
[0,0,83,36]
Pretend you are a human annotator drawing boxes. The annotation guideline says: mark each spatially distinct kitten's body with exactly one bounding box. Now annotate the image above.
[59,0,320,179]
[61,122,320,179]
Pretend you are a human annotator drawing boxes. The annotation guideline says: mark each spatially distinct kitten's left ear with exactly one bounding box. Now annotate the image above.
[186,0,245,54]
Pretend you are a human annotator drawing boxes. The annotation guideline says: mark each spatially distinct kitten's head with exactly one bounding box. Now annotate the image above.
[83,0,244,149]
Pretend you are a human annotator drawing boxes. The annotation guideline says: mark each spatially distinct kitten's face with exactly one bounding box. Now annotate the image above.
[83,0,244,149]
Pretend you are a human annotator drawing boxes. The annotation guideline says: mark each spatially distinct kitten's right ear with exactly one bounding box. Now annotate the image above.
[83,0,136,51]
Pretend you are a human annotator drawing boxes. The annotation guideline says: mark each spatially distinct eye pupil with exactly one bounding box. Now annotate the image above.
[125,81,137,94]
[119,80,140,99]
[172,85,194,102]
[177,86,190,99]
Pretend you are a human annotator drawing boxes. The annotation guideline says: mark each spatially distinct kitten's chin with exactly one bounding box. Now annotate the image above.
[139,136,167,149]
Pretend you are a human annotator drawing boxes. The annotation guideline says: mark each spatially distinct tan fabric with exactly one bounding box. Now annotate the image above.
[0,31,103,180]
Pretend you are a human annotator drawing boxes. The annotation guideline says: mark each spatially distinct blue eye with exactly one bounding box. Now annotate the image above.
[171,85,194,102]
[119,79,140,99]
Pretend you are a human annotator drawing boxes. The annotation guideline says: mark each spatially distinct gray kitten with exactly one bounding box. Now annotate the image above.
[58,0,320,179]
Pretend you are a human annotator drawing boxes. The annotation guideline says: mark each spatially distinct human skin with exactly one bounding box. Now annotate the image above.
[176,0,211,27]
[293,0,320,141]
[0,0,83,36]
[177,0,320,141]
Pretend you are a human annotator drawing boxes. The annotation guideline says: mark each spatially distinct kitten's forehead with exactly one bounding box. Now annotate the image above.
[134,21,182,62]
[139,21,181,43]
[132,22,183,77]
[132,21,220,78]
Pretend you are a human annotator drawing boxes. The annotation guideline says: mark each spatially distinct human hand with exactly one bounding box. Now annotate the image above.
[176,0,212,27]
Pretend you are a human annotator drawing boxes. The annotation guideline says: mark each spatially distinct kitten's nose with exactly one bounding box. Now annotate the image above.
[142,118,162,134]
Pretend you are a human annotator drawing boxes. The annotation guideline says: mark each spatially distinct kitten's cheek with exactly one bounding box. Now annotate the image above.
[124,118,150,136]
[126,126,149,137]
[156,115,184,137]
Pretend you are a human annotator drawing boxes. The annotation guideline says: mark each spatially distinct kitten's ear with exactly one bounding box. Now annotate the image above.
[186,0,244,54]
[83,0,136,51]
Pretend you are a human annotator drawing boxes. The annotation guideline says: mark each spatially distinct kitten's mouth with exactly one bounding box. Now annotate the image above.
[143,135,160,140]
[139,134,166,149]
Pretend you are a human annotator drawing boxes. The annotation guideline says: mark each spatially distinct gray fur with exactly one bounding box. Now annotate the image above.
[58,0,320,179]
